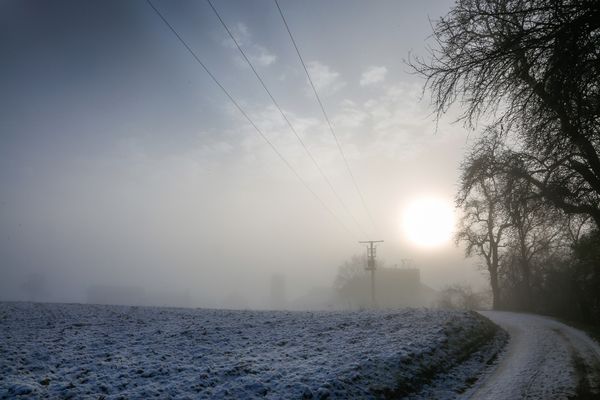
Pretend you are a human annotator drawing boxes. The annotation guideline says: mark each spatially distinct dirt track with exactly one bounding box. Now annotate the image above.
[463,311,600,399]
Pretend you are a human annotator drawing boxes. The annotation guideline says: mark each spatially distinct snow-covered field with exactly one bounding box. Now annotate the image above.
[0,302,505,399]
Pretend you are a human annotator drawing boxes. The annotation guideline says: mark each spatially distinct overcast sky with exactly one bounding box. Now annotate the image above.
[0,0,486,307]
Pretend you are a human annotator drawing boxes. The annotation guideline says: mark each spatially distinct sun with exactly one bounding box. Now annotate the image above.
[402,197,455,248]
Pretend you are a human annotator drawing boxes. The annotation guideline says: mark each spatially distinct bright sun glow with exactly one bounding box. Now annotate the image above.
[402,197,455,248]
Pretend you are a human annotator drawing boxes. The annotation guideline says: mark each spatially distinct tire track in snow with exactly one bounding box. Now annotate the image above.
[462,311,600,400]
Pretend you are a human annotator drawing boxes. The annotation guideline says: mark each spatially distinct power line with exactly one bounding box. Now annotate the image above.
[206,0,368,238]
[274,0,377,233]
[145,0,358,238]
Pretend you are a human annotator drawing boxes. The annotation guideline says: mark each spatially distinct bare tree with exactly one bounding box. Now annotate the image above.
[436,284,487,310]
[500,176,570,310]
[456,137,511,309]
[458,134,573,310]
[333,255,367,291]
[411,0,600,226]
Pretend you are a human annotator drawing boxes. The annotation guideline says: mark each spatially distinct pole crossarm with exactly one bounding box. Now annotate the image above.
[358,240,383,306]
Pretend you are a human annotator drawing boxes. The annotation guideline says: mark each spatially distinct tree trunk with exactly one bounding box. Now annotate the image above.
[490,270,501,310]
[490,246,501,310]
[518,227,532,311]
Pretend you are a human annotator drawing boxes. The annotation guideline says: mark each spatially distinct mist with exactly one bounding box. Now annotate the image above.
[0,0,484,309]
[6,1,600,398]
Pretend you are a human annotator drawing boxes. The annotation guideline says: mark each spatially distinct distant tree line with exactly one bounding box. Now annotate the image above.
[412,0,600,324]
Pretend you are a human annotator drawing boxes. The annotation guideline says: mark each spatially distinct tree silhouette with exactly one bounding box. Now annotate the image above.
[412,0,600,226]
[456,136,511,309]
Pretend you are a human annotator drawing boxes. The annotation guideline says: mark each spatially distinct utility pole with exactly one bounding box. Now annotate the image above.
[359,240,384,307]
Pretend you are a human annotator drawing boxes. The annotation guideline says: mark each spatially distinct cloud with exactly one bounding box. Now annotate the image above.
[249,45,277,67]
[333,100,368,129]
[360,66,387,86]
[234,22,249,41]
[306,61,346,95]
[221,22,250,48]
[215,76,464,183]
[226,82,447,175]
[222,22,277,67]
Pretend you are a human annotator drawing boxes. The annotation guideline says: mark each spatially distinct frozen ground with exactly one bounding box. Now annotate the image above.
[0,302,504,399]
[463,311,600,399]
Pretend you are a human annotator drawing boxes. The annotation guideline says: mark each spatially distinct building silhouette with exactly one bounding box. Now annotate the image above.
[337,267,436,309]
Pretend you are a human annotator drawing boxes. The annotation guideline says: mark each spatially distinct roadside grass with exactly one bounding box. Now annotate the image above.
[555,318,600,345]
[376,311,506,399]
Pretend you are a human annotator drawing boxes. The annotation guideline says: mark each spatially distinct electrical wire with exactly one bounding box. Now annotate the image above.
[206,0,368,238]
[146,0,358,238]
[274,0,377,233]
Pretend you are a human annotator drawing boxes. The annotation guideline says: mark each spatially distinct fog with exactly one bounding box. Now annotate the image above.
[0,0,486,309]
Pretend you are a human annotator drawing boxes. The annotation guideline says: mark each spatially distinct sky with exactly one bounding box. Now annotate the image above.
[0,0,487,308]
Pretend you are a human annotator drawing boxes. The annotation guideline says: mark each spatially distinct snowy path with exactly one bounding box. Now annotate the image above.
[464,311,600,399]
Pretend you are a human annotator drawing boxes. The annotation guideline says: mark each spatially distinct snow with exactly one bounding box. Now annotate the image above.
[464,311,600,399]
[0,302,504,399]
